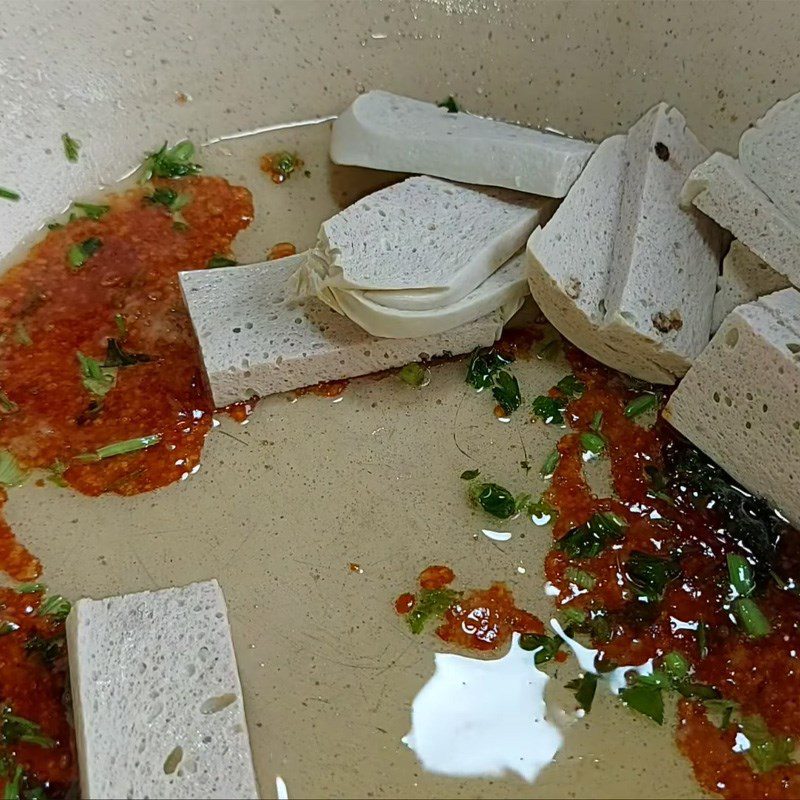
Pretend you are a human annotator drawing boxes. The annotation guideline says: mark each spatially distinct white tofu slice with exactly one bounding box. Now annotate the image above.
[330,90,596,198]
[180,254,513,407]
[680,152,800,287]
[711,241,790,331]
[528,104,722,384]
[739,91,800,226]
[324,250,529,338]
[664,288,800,528]
[292,176,549,312]
[67,580,259,800]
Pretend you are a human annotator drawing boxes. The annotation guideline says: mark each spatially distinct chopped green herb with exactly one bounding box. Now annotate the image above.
[47,222,64,230]
[579,431,605,455]
[24,633,64,667]
[67,237,102,270]
[37,595,71,621]
[207,254,238,269]
[469,482,517,519]
[3,764,22,800]
[566,672,598,713]
[518,632,564,665]
[589,411,603,432]
[697,620,708,659]
[625,551,682,601]
[144,187,190,210]
[140,140,201,181]
[15,584,45,595]
[103,338,152,368]
[727,552,756,598]
[437,96,461,113]
[528,497,556,524]
[620,679,664,725]
[624,393,658,419]
[565,566,596,590]
[465,349,513,390]
[556,374,585,398]
[560,608,587,628]
[72,201,110,220]
[0,451,26,488]
[75,434,162,463]
[398,362,429,388]
[740,715,795,773]
[407,588,460,634]
[556,512,626,559]
[46,460,69,488]
[460,469,480,481]
[0,188,20,202]
[663,651,690,683]
[492,370,521,414]
[14,323,31,347]
[77,352,116,398]
[114,314,127,339]
[0,390,18,415]
[537,338,561,360]
[734,597,772,638]
[675,682,721,700]
[62,133,80,162]
[540,449,560,478]
[1,710,55,748]
[531,395,566,425]
[273,152,298,179]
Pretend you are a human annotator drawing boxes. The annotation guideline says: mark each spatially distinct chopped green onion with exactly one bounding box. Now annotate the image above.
[465,349,512,390]
[37,595,71,621]
[398,362,429,388]
[726,552,756,598]
[663,651,690,683]
[492,370,521,414]
[556,374,585,398]
[565,566,596,590]
[733,597,772,638]
[75,434,162,463]
[2,710,55,748]
[77,352,116,398]
[114,314,127,339]
[566,672,598,712]
[625,551,682,601]
[67,237,102,270]
[407,588,460,634]
[0,187,20,202]
[72,202,110,220]
[556,512,627,559]
[531,395,566,425]
[140,140,201,181]
[580,431,605,455]
[0,451,27,488]
[589,411,603,432]
[540,449,560,478]
[469,482,517,519]
[624,394,658,419]
[518,632,563,665]
[62,133,81,162]
[15,583,45,595]
[740,715,795,773]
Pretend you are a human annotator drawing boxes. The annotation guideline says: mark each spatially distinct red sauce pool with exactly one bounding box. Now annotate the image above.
[0,175,253,795]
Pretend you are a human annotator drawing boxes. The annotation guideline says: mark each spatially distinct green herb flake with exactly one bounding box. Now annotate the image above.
[46,460,69,488]
[140,140,202,181]
[1,710,55,749]
[437,96,461,113]
[103,338,152,368]
[207,254,238,269]
[465,349,513,390]
[62,133,80,162]
[556,374,585,398]
[625,550,682,601]
[620,679,664,725]
[492,370,521,414]
[0,390,18,415]
[0,188,21,202]
[460,468,480,481]
[528,497,556,525]
[566,672,598,713]
[0,451,27,488]
[531,395,566,425]
[77,352,116,398]
[3,764,22,800]
[733,597,772,638]
[697,620,709,659]
[740,716,795,773]
[14,323,32,347]
[556,512,627,559]
[518,632,563,665]
[580,431,606,456]
[469,482,517,519]
[407,588,460,635]
[75,434,161,463]
[24,633,64,668]
[565,566,596,590]
[540,449,560,479]
[114,314,127,339]
[560,607,587,628]
[398,362,429,388]
[37,594,71,622]
[624,393,658,419]
[663,651,690,683]
[67,237,103,270]
[727,552,756,598]
[15,583,45,595]
[72,202,110,220]
[589,411,603,432]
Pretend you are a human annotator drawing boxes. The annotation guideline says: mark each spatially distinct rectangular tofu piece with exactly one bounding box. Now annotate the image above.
[330,90,596,198]
[67,580,259,800]
[293,175,549,310]
[604,103,722,377]
[739,91,800,226]
[528,104,723,384]
[711,241,790,332]
[180,254,513,407]
[664,288,800,527]
[681,151,800,287]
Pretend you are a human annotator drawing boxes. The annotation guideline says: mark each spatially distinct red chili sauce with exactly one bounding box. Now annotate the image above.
[0,175,254,795]
[544,348,800,798]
